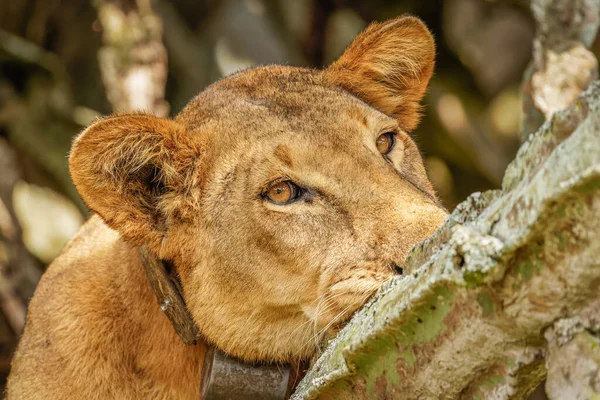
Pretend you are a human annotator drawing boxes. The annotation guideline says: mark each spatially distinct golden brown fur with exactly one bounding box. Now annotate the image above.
[7,16,447,399]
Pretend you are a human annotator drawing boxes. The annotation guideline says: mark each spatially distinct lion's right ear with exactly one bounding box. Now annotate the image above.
[69,114,202,250]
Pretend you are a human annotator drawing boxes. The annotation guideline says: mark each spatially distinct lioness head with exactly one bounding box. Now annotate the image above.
[69,16,447,362]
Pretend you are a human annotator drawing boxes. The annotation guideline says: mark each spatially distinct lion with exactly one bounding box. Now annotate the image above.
[6,16,447,399]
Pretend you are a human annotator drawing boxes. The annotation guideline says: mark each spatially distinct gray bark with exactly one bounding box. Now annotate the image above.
[544,313,600,399]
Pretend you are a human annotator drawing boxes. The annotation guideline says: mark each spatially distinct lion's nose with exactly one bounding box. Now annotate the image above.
[387,262,403,275]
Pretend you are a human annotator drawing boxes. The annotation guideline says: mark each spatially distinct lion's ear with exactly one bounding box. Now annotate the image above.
[69,114,202,250]
[325,16,435,131]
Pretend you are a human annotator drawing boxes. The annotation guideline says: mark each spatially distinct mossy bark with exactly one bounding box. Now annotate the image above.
[544,315,600,400]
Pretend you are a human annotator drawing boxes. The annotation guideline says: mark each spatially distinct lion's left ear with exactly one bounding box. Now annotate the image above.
[325,16,435,131]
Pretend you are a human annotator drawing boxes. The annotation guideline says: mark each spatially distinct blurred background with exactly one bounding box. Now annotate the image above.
[0,0,590,393]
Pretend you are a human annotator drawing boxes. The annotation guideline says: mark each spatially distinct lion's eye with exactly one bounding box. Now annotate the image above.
[264,181,300,204]
[376,132,396,155]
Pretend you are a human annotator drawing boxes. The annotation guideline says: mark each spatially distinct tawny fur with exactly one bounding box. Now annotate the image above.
[7,16,447,399]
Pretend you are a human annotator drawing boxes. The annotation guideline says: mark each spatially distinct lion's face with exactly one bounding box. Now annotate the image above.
[69,16,447,362]
[173,68,447,361]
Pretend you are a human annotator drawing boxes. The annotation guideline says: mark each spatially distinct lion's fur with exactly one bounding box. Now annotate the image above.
[7,16,447,399]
